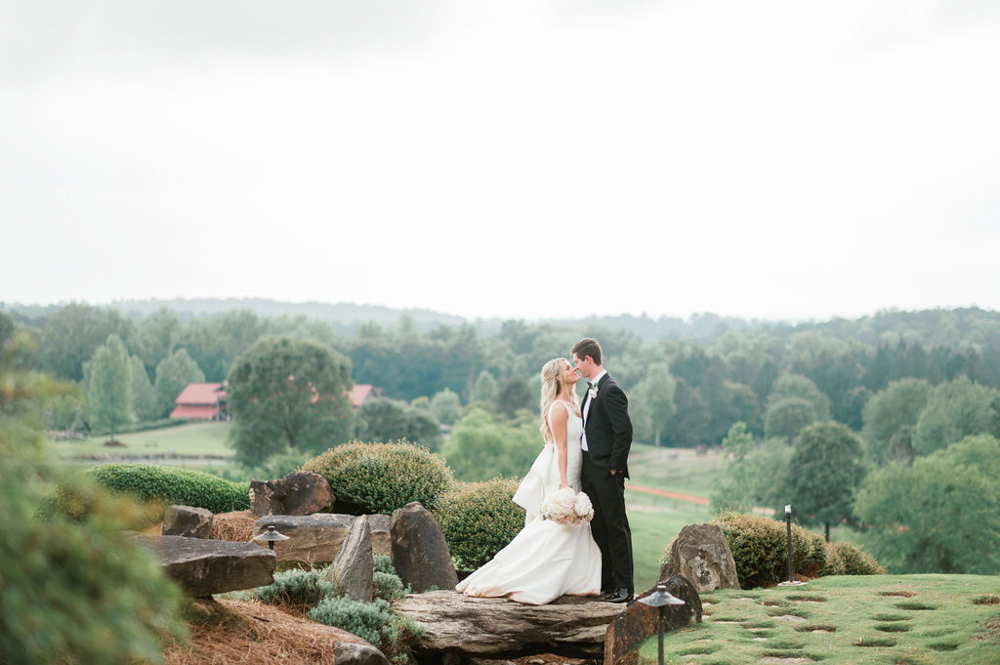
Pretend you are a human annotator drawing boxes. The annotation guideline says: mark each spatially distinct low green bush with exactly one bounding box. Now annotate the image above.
[253,567,336,607]
[432,477,524,571]
[302,441,453,514]
[374,571,407,601]
[373,554,396,575]
[306,596,423,661]
[82,463,250,514]
[827,540,886,575]
[713,512,829,588]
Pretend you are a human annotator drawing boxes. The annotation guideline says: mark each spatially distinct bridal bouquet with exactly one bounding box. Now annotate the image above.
[539,487,594,526]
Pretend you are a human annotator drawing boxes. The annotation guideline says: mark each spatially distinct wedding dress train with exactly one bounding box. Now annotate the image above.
[455,401,602,605]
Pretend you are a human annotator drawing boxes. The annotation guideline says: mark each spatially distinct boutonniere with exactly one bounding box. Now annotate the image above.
[588,384,599,401]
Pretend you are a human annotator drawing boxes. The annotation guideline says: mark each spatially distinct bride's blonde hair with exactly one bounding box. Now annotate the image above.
[539,358,568,444]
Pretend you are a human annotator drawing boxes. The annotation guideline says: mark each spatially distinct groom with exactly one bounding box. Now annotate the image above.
[572,337,634,603]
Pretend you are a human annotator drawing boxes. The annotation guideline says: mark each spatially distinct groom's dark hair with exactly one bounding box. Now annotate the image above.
[572,338,603,366]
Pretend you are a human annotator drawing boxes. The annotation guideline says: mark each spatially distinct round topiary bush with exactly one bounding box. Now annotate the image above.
[432,477,525,571]
[82,464,250,514]
[826,540,885,575]
[302,441,453,515]
[712,511,829,588]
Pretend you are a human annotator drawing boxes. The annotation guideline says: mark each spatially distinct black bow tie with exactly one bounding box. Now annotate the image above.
[587,381,595,388]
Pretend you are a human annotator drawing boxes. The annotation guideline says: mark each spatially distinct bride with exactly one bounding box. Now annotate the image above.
[455,358,602,604]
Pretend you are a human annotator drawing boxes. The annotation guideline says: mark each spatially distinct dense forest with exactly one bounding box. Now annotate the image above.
[4,299,1000,450]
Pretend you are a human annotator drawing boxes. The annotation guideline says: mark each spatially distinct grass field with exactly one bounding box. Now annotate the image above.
[639,574,1000,665]
[51,422,235,471]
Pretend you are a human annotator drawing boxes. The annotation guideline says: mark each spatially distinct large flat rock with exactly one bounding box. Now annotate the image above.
[142,534,277,597]
[252,514,391,568]
[392,590,625,659]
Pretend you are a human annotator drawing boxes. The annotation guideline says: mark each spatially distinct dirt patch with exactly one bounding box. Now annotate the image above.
[103,439,127,447]
[879,591,916,598]
[212,510,256,542]
[162,598,367,665]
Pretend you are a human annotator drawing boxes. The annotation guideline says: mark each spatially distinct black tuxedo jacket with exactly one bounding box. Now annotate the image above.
[582,373,633,478]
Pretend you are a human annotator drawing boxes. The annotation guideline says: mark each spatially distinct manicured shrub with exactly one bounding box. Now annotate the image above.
[306,596,423,659]
[82,463,250,514]
[302,441,453,514]
[253,567,336,607]
[432,477,525,571]
[374,571,407,601]
[713,511,830,588]
[827,540,886,575]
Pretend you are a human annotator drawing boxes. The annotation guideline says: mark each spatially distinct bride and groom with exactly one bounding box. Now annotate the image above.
[456,338,634,605]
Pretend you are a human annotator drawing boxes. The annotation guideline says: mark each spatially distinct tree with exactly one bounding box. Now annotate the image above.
[913,376,998,456]
[356,397,442,451]
[85,334,135,440]
[135,308,180,375]
[766,374,831,421]
[470,370,498,404]
[153,348,205,418]
[496,377,534,417]
[39,303,136,381]
[629,363,677,445]
[129,355,160,422]
[763,397,816,443]
[227,336,354,466]
[777,422,867,540]
[440,407,540,481]
[854,435,1000,574]
[430,388,462,426]
[861,378,931,464]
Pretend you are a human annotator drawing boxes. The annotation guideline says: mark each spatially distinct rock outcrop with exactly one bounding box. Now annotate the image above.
[250,471,335,517]
[605,576,702,665]
[162,505,214,538]
[327,515,374,601]
[658,523,740,592]
[390,502,458,593]
[392,591,624,659]
[251,514,390,568]
[140,534,276,597]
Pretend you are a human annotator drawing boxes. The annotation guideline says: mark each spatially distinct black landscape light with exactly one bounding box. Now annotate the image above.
[253,525,289,550]
[638,583,686,665]
[778,504,806,587]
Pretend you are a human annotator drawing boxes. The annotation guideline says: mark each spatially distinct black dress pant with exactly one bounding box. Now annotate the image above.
[582,452,633,592]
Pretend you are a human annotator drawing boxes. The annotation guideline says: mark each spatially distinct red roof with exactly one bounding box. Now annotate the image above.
[174,383,226,406]
[169,405,221,420]
[348,384,378,407]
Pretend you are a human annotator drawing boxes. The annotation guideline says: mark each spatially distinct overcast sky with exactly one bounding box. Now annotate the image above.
[2,0,998,322]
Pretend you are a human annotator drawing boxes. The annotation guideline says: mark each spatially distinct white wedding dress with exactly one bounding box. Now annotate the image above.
[455,401,602,605]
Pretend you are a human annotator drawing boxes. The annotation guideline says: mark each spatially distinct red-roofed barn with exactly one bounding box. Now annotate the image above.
[170,383,228,421]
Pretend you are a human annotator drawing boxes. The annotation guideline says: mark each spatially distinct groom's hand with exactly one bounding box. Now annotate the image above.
[610,469,617,476]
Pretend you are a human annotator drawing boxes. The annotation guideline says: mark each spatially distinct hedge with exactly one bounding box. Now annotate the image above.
[302,441,453,514]
[82,464,250,514]
[432,477,525,571]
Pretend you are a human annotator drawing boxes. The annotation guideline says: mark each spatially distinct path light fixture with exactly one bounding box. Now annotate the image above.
[778,504,807,587]
[253,525,289,551]
[638,583,686,665]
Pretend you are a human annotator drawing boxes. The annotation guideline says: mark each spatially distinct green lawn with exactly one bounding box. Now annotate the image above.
[628,444,723,498]
[639,574,1000,665]
[51,422,235,471]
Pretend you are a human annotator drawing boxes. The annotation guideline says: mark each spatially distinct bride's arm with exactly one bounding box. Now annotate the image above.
[549,403,571,489]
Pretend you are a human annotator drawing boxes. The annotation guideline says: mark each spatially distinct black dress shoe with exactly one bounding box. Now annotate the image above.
[605,588,631,603]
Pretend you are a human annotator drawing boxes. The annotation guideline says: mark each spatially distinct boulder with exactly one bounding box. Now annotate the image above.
[252,514,391,568]
[140,534,276,597]
[335,642,390,665]
[326,515,374,602]
[390,502,457,593]
[392,591,624,659]
[249,471,335,517]
[658,523,740,592]
[605,575,702,665]
[162,505,214,538]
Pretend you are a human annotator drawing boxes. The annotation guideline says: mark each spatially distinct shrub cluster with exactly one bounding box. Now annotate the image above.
[302,441,453,514]
[432,477,525,571]
[82,464,250,514]
[251,559,420,664]
[711,512,881,588]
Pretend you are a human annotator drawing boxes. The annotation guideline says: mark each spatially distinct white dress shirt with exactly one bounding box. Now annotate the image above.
[580,370,606,451]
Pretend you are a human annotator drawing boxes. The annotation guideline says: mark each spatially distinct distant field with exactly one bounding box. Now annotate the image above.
[627,444,723,499]
[51,422,235,471]
[629,500,715,592]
